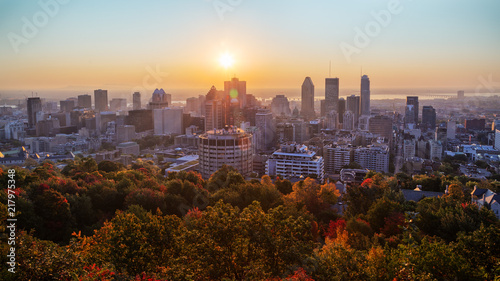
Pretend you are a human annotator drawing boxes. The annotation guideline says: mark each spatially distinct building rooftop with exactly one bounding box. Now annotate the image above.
[117,142,139,147]
[401,189,444,202]
[201,127,251,139]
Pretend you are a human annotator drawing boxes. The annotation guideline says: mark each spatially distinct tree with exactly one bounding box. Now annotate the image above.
[176,201,316,280]
[366,197,402,232]
[85,210,182,276]
[445,183,467,202]
[275,177,293,195]
[98,160,122,173]
[344,183,385,218]
[388,238,475,280]
[23,157,39,169]
[211,180,283,212]
[455,224,500,280]
[310,236,367,280]
[79,157,98,173]
[285,178,339,221]
[33,188,73,242]
[206,165,240,192]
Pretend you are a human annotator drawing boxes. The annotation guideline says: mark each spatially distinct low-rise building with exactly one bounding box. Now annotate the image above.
[471,186,500,219]
[266,144,324,182]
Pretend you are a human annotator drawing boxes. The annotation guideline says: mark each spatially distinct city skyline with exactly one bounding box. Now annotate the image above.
[1,0,500,93]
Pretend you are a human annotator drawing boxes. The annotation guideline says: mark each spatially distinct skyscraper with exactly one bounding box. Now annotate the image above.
[326,110,339,129]
[325,78,339,113]
[369,115,393,142]
[205,86,226,130]
[343,111,355,131]
[224,77,247,109]
[406,96,419,124]
[78,94,92,108]
[255,109,276,151]
[338,98,346,124]
[457,90,465,99]
[149,88,169,109]
[360,75,370,116]
[94,89,108,112]
[110,98,127,111]
[133,92,141,110]
[422,105,436,129]
[60,99,76,112]
[154,108,184,135]
[301,77,315,119]
[27,97,42,128]
[270,95,291,117]
[346,95,360,126]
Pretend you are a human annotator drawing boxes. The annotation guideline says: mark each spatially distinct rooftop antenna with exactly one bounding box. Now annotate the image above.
[360,66,363,77]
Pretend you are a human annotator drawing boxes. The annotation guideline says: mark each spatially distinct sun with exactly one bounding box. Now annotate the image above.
[219,53,234,69]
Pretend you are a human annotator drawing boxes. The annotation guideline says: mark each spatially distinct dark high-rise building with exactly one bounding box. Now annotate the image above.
[301,77,315,119]
[465,119,486,131]
[223,77,247,126]
[60,99,76,112]
[406,96,419,124]
[422,106,436,129]
[457,90,465,99]
[360,75,370,116]
[325,78,339,113]
[338,98,346,124]
[224,77,247,109]
[126,109,153,132]
[346,95,360,126]
[78,94,92,108]
[94,89,108,112]
[27,97,42,128]
[133,92,141,110]
[369,115,393,142]
[205,86,226,130]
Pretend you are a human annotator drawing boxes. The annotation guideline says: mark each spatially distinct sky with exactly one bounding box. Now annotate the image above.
[1,0,499,96]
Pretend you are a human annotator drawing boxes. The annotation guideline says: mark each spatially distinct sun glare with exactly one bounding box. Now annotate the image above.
[219,53,234,68]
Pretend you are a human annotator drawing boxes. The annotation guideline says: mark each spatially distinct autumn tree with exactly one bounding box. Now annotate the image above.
[285,178,340,221]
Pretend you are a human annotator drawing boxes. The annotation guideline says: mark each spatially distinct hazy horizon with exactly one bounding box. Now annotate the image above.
[1,87,498,104]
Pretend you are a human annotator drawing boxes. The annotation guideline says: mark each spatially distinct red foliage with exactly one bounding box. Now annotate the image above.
[356,218,371,227]
[285,268,314,281]
[380,212,406,237]
[360,178,373,187]
[138,168,150,176]
[186,207,203,220]
[324,219,346,239]
[79,264,115,281]
[265,268,314,281]
[39,183,50,192]
[134,272,167,281]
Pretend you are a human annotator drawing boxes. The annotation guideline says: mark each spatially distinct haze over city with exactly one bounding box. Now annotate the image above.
[1,0,500,100]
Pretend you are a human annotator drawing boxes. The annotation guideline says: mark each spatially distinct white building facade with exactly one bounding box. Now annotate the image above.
[267,144,324,182]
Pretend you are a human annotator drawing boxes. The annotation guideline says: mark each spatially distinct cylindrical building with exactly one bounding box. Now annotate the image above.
[198,128,253,179]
